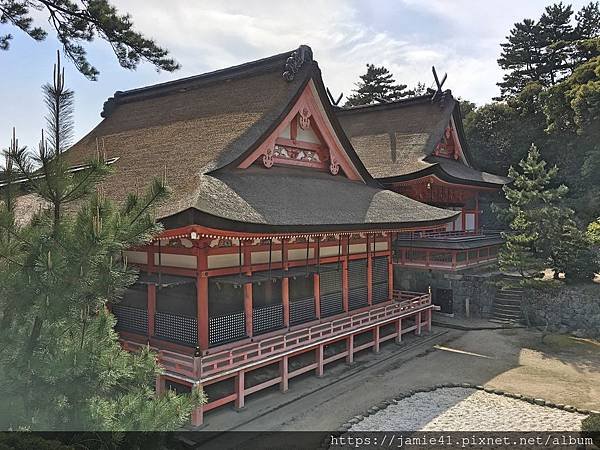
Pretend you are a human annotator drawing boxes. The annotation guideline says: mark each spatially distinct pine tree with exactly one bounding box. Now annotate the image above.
[537,3,574,85]
[498,144,597,281]
[344,64,411,106]
[498,18,545,96]
[0,52,203,431]
[0,0,179,80]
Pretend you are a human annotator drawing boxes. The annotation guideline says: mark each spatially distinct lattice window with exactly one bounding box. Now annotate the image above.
[348,286,369,310]
[372,257,388,283]
[290,297,316,325]
[320,292,344,317]
[372,283,389,304]
[253,303,284,335]
[112,304,148,334]
[155,311,198,347]
[209,311,246,347]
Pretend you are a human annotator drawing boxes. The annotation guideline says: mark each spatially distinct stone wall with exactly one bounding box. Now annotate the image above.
[394,266,501,318]
[523,284,600,338]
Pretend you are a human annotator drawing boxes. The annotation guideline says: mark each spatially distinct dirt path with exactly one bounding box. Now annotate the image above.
[187,328,600,448]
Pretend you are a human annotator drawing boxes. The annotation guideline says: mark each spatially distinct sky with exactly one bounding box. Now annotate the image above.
[0,0,592,149]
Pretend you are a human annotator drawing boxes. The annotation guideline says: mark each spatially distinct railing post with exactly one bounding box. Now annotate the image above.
[415,311,422,336]
[193,347,202,379]
[373,325,380,353]
[425,308,432,333]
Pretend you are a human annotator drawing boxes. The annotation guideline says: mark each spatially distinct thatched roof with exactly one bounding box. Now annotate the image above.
[39,46,456,232]
[336,95,511,187]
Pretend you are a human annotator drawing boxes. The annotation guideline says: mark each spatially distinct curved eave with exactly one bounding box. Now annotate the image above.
[378,163,511,190]
[159,207,459,235]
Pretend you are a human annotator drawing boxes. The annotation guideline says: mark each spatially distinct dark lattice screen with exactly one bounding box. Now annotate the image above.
[209,311,246,347]
[112,304,148,334]
[319,263,343,317]
[155,311,198,346]
[348,259,368,310]
[290,297,316,325]
[372,256,389,304]
[253,303,284,335]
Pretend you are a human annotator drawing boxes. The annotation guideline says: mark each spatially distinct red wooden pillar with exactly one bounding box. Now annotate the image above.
[387,233,394,300]
[415,311,422,336]
[155,374,165,394]
[148,284,156,338]
[235,370,245,409]
[475,192,480,231]
[196,244,209,351]
[282,239,290,327]
[314,273,321,319]
[342,235,349,312]
[243,242,253,337]
[191,400,204,427]
[244,283,253,338]
[373,325,380,353]
[367,235,373,306]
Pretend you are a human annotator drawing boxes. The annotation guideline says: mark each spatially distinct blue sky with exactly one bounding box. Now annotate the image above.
[0,0,591,150]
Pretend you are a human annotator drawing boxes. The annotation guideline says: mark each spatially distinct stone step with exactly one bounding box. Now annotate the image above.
[497,292,523,300]
[492,311,521,320]
[494,299,521,306]
[489,318,519,325]
[492,307,521,317]
[498,289,523,297]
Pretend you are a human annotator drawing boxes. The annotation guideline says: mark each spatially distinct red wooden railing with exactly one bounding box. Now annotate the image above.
[120,291,431,382]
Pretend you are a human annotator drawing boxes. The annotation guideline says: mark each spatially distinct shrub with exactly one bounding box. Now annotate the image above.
[582,413,600,448]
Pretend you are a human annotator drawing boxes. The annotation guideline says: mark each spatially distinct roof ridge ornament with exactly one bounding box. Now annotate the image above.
[430,66,449,106]
[282,45,313,82]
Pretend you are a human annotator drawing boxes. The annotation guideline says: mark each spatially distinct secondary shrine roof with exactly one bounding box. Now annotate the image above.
[336,96,512,188]
[21,46,458,232]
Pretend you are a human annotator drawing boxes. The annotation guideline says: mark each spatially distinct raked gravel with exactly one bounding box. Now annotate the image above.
[350,388,587,431]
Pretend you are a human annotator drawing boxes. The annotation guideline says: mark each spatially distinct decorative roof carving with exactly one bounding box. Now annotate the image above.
[282,45,313,82]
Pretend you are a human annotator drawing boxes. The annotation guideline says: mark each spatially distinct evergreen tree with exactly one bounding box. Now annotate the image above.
[498,18,545,96]
[498,144,597,281]
[0,0,179,80]
[573,2,600,61]
[0,53,203,431]
[345,64,411,106]
[537,3,574,85]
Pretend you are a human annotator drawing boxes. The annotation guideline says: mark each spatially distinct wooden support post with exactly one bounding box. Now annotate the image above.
[316,344,324,377]
[415,311,422,336]
[475,192,480,231]
[342,236,349,312]
[387,234,394,301]
[346,335,354,364]
[235,371,245,409]
[155,375,165,395]
[314,274,321,319]
[282,239,290,327]
[367,235,373,306]
[395,317,402,344]
[147,284,156,338]
[244,283,253,338]
[280,356,289,392]
[196,245,209,351]
[191,403,204,427]
[426,308,432,333]
[373,325,380,354]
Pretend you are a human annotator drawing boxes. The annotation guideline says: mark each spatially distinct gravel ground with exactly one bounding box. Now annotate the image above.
[350,388,587,431]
